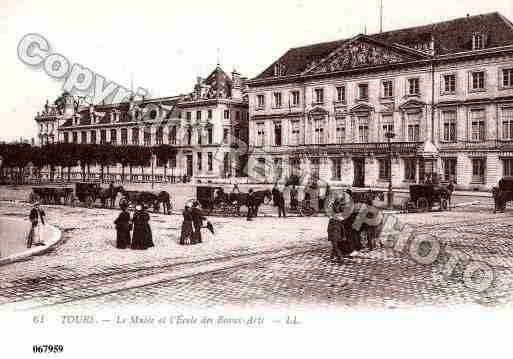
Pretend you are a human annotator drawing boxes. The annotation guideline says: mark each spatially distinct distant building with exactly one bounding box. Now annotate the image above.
[246,12,513,190]
[34,66,249,183]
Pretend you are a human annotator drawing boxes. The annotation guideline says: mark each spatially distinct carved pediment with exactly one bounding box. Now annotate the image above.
[304,35,419,74]
[399,99,426,110]
[308,106,328,118]
[349,103,374,114]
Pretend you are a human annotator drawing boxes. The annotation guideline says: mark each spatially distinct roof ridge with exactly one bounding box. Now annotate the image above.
[369,11,501,37]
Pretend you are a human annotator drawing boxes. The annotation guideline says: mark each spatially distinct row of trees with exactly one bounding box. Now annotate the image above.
[0,143,177,184]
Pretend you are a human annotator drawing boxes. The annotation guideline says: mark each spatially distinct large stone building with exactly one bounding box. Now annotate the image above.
[35,66,249,183]
[246,12,513,190]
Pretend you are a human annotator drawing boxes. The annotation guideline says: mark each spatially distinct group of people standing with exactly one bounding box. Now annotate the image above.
[179,201,210,245]
[114,201,154,250]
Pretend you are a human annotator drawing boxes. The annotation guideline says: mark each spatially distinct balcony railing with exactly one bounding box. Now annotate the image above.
[270,142,421,155]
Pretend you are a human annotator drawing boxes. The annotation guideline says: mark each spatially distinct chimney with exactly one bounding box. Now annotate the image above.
[231,70,242,100]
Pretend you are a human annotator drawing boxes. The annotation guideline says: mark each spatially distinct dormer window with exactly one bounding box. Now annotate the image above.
[273,62,286,77]
[473,33,486,50]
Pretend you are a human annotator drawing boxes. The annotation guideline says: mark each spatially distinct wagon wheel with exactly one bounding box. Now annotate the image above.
[440,198,449,211]
[405,200,416,213]
[263,195,272,205]
[300,204,315,217]
[357,226,374,251]
[416,197,429,212]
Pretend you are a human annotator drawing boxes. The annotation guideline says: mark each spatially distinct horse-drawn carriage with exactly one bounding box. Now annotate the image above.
[30,186,74,205]
[74,182,101,207]
[492,176,513,213]
[404,184,450,212]
[119,189,172,214]
[196,186,239,216]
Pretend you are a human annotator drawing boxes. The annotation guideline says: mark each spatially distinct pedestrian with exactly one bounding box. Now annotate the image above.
[27,202,46,248]
[191,201,206,244]
[447,177,455,208]
[231,182,240,194]
[246,188,254,221]
[290,184,298,210]
[275,187,286,218]
[271,183,280,206]
[114,201,131,249]
[179,201,194,245]
[131,204,154,250]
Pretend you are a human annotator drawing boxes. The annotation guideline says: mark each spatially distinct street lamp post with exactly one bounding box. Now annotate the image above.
[385,131,396,209]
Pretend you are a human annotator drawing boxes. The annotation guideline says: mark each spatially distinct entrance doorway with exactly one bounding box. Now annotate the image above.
[353,158,365,187]
[186,154,193,177]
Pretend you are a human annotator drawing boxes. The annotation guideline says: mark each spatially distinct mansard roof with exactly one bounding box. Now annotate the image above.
[253,12,513,80]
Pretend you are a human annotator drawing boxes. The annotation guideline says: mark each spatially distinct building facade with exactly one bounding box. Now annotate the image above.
[34,66,249,183]
[246,12,513,190]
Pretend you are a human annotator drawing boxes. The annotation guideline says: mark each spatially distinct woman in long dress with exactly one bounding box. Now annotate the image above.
[179,202,194,245]
[114,202,131,249]
[27,203,46,248]
[131,205,154,250]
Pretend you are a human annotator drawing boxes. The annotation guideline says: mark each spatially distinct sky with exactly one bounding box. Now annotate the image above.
[1,0,512,142]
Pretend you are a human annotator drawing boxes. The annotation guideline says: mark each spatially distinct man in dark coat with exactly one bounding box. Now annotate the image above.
[191,201,206,244]
[275,188,286,218]
[114,201,131,249]
[271,184,280,207]
[247,188,254,221]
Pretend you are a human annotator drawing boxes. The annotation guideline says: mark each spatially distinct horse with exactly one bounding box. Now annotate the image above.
[346,189,384,206]
[230,189,272,217]
[96,185,123,208]
[154,191,172,214]
[492,188,513,213]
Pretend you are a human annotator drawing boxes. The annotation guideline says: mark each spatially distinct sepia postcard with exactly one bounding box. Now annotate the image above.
[1,0,513,357]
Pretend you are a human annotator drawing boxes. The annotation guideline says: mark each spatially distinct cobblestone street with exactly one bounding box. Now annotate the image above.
[1,199,513,311]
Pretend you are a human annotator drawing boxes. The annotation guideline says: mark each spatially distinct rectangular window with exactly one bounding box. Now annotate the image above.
[143,128,151,146]
[502,108,513,140]
[256,123,265,146]
[404,158,416,182]
[444,74,456,93]
[471,109,485,141]
[207,127,213,144]
[187,128,192,145]
[235,111,240,121]
[291,91,300,106]
[408,124,420,142]
[224,110,230,119]
[169,126,177,145]
[90,131,96,144]
[81,131,87,144]
[408,78,420,95]
[131,128,139,145]
[358,125,369,143]
[314,88,324,104]
[471,71,485,90]
[273,92,282,108]
[208,109,212,119]
[314,119,324,144]
[197,152,202,171]
[332,158,342,180]
[196,110,201,120]
[100,130,107,144]
[336,118,345,143]
[72,132,77,144]
[274,122,282,146]
[197,128,203,145]
[186,112,191,121]
[223,128,229,144]
[503,158,513,176]
[257,94,265,109]
[442,110,457,142]
[382,80,393,98]
[311,158,320,179]
[472,158,485,183]
[358,83,369,100]
[110,129,117,145]
[442,158,457,182]
[208,152,213,171]
[336,86,346,102]
[63,132,69,143]
[290,157,300,176]
[156,127,163,145]
[121,128,128,145]
[291,120,300,145]
[381,114,393,142]
[378,158,390,180]
[503,69,513,88]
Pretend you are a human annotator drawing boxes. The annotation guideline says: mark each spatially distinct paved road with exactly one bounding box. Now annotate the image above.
[1,199,512,310]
